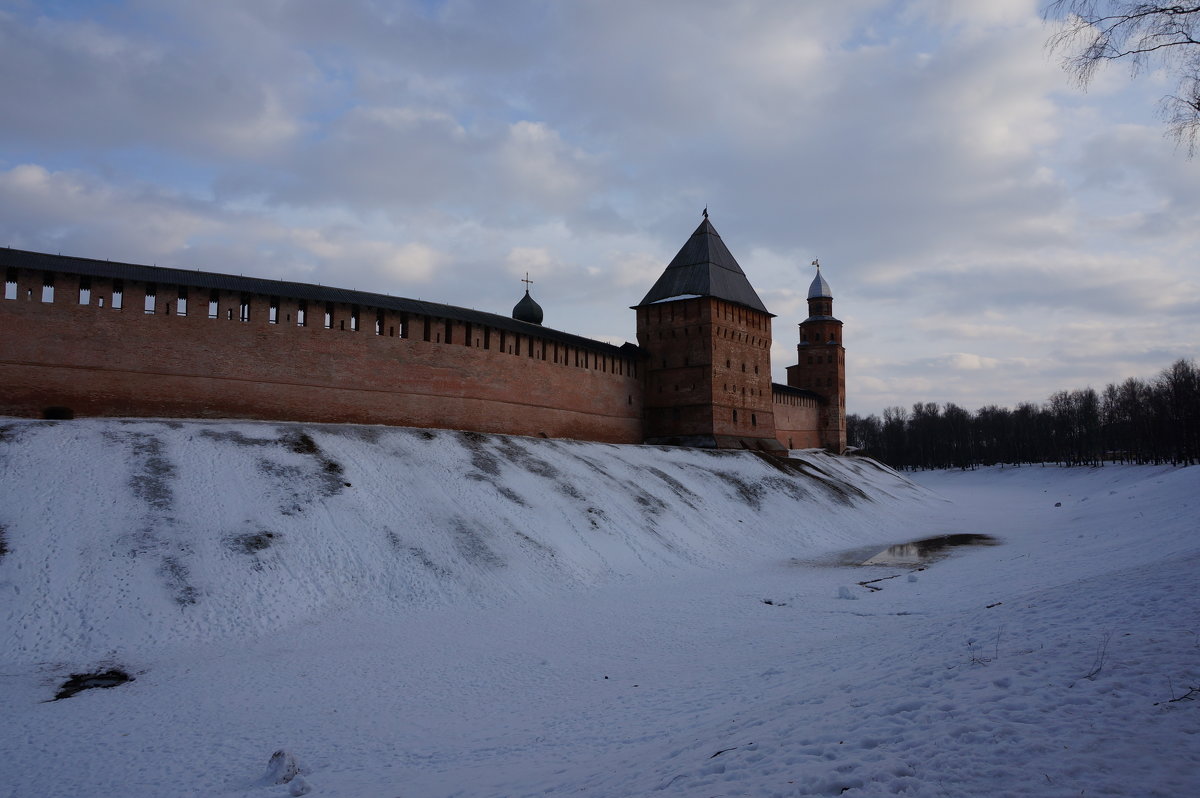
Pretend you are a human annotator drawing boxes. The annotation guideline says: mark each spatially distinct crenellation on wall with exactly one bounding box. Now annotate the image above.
[0,258,643,442]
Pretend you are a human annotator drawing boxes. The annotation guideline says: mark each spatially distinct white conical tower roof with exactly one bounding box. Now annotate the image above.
[808,264,832,299]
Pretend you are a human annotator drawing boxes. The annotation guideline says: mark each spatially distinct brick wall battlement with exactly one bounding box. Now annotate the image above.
[1,256,643,443]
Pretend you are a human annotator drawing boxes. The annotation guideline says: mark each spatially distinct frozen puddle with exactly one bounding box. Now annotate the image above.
[53,668,133,701]
[861,533,998,566]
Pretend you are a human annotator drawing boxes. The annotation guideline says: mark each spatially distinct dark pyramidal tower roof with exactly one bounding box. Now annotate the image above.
[637,216,771,315]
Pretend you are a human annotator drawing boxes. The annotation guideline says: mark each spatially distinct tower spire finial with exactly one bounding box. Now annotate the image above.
[521,272,533,293]
[811,258,820,270]
[702,205,708,219]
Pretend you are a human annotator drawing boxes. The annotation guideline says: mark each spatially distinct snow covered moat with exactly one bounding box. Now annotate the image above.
[1,419,1197,797]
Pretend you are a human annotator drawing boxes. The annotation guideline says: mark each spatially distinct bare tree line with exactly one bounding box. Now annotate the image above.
[847,358,1200,469]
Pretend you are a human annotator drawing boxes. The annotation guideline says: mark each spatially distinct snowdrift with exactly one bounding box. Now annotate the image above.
[3,419,1198,798]
[0,418,925,666]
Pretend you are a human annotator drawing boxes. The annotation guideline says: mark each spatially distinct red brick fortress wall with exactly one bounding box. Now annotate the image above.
[0,267,643,443]
[771,387,823,450]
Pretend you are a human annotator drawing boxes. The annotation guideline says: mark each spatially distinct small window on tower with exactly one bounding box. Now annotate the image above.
[209,291,220,319]
[78,276,92,305]
[41,273,55,303]
[3,269,16,300]
[176,287,188,316]
[269,297,280,324]
[143,283,156,314]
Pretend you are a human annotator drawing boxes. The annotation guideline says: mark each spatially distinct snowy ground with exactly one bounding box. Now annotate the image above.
[1,419,1197,797]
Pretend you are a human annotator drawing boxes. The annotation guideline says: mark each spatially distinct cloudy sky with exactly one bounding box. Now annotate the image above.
[2,0,1197,416]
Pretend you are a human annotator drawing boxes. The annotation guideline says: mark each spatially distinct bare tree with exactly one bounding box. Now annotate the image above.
[1045,2,1200,155]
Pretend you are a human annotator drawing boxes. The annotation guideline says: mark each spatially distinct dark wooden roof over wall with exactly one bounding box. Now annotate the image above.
[0,247,639,359]
[771,382,824,402]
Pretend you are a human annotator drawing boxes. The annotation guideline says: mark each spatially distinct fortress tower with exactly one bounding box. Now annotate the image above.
[634,214,782,450]
[785,263,846,452]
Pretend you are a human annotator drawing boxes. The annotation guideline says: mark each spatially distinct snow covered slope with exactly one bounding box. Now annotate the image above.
[0,418,922,666]
[2,419,1196,798]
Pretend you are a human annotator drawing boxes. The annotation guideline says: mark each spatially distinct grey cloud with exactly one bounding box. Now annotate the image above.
[0,6,319,159]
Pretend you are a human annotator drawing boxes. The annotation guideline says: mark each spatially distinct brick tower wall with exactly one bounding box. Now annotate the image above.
[637,297,777,447]
[0,268,643,443]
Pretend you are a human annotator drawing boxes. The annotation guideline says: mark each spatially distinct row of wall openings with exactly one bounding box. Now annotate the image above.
[720,359,759,375]
[290,301,399,337]
[0,270,61,301]
[653,303,693,323]
[730,409,759,427]
[423,315,631,376]
[715,327,768,347]
[717,302,764,329]
[2,271,123,308]
[771,393,814,407]
[801,331,838,343]
[9,268,624,369]
[6,270,419,335]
